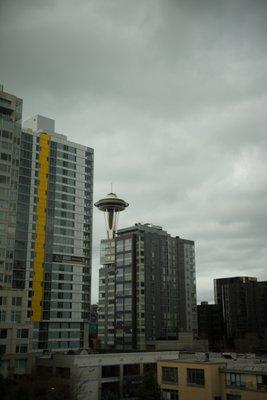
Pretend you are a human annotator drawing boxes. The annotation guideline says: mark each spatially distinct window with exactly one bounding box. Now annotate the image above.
[17,329,29,339]
[0,329,7,338]
[162,367,178,384]
[12,297,22,306]
[16,344,28,353]
[187,368,205,386]
[116,240,124,252]
[257,374,267,389]
[124,253,132,265]
[124,239,132,251]
[0,310,6,321]
[0,296,7,306]
[225,373,245,388]
[162,389,179,400]
[11,311,21,323]
[15,359,27,369]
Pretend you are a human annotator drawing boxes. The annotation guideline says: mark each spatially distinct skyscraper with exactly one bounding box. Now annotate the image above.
[22,115,94,351]
[0,86,93,372]
[97,221,197,351]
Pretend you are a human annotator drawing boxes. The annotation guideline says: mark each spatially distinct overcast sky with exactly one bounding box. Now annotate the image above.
[1,0,267,304]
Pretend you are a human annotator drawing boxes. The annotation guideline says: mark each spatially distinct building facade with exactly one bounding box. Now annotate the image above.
[158,353,267,400]
[98,223,197,351]
[197,301,224,351]
[0,86,34,370]
[98,238,116,349]
[35,350,180,400]
[0,86,94,374]
[214,277,267,352]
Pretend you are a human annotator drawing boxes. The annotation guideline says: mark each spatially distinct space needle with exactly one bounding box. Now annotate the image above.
[94,191,129,239]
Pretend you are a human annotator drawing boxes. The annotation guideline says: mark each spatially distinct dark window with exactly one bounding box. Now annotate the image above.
[187,368,205,386]
[225,373,245,388]
[162,367,178,384]
[162,389,179,400]
[0,329,7,339]
[16,344,28,353]
[17,329,28,338]
[257,374,267,389]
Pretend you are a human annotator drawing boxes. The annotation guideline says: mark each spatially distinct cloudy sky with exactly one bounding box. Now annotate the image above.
[1,0,267,304]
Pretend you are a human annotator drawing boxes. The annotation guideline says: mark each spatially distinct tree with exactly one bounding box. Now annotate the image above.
[0,374,74,400]
[136,373,163,400]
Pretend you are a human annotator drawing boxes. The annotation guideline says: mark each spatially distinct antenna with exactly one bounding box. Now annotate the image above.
[111,182,113,193]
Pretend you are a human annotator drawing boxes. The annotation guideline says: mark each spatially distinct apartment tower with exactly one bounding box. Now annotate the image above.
[97,221,197,351]
[0,87,93,371]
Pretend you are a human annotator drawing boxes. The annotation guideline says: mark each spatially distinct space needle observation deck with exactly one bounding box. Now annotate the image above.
[94,192,129,239]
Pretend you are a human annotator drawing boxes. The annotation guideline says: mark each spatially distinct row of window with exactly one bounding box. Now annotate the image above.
[162,367,205,386]
[0,296,22,306]
[0,310,22,322]
[116,238,132,253]
[0,328,28,339]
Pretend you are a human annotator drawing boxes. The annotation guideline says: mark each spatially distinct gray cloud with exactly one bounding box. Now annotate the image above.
[1,0,267,303]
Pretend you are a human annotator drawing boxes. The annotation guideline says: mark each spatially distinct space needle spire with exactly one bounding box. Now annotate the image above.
[94,190,129,239]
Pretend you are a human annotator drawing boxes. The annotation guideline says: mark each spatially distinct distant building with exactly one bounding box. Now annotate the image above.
[89,304,98,349]
[214,277,267,352]
[98,223,197,351]
[197,301,224,351]
[158,352,267,400]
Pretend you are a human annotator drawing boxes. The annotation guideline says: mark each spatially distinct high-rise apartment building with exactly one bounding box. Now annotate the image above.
[98,223,197,351]
[0,86,93,371]
[214,276,267,351]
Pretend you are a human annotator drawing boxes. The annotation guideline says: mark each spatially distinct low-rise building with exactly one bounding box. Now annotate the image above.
[157,353,267,400]
[35,350,180,400]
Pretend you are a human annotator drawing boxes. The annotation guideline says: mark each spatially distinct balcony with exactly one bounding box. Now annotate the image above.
[0,100,14,115]
[225,383,267,392]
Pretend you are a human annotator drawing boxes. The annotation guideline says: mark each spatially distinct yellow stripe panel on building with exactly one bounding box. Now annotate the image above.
[31,132,50,322]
